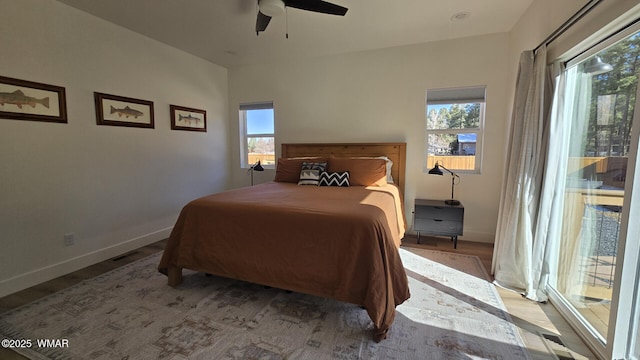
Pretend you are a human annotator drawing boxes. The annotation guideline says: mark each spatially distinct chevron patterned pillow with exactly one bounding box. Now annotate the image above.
[319,171,350,187]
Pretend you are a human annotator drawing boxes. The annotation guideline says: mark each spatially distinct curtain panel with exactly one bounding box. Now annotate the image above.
[492,46,556,301]
[529,63,569,302]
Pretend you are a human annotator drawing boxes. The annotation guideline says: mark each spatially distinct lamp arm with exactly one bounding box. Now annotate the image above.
[437,163,459,178]
[434,162,460,203]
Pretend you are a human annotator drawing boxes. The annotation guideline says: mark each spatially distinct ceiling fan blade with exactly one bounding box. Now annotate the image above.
[256,11,272,33]
[284,0,348,16]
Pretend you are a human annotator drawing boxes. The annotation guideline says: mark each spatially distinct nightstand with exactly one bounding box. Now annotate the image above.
[413,199,464,248]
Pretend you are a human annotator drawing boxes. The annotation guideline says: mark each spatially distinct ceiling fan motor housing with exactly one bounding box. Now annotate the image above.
[259,0,285,17]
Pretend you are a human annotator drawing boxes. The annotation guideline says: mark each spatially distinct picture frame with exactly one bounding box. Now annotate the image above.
[94,92,154,129]
[170,105,207,132]
[0,75,67,123]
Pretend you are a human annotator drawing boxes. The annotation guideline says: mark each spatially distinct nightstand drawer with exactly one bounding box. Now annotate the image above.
[414,218,463,236]
[414,206,463,221]
[413,199,464,248]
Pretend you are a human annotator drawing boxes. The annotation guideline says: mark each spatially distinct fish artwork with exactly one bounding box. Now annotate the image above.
[0,89,50,109]
[110,105,143,118]
[179,113,201,125]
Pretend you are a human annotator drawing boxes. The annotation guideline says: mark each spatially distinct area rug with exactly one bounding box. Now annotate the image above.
[0,248,531,359]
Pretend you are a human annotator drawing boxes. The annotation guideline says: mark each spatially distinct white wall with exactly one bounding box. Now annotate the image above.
[228,33,511,243]
[0,0,229,297]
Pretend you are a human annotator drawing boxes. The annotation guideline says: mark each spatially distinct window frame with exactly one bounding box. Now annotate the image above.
[239,102,275,169]
[549,21,640,360]
[424,86,486,174]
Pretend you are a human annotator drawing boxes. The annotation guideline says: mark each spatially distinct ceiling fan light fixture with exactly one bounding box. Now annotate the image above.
[584,56,613,75]
[259,0,285,17]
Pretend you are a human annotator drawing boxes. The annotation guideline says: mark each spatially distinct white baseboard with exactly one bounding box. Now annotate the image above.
[460,231,495,244]
[0,227,172,298]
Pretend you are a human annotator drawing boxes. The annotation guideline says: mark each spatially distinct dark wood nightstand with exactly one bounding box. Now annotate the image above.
[413,199,464,248]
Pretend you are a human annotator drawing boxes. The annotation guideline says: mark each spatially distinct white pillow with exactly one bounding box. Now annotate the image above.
[377,156,394,184]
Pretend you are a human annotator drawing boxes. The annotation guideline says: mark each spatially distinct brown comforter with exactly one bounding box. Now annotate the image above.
[158,181,410,341]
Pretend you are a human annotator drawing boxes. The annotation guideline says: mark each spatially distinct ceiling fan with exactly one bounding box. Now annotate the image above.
[256,0,348,35]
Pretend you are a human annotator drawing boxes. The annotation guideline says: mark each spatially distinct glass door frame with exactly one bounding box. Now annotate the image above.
[608,72,640,360]
[545,20,640,360]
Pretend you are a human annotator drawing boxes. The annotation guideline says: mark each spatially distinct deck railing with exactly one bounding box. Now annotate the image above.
[563,188,624,302]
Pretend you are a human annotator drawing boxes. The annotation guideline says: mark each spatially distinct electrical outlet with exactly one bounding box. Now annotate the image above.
[64,233,75,247]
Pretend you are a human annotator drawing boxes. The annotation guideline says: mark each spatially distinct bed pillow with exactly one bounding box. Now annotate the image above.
[319,171,350,187]
[298,162,327,186]
[328,157,387,187]
[298,169,321,185]
[274,157,327,183]
[352,156,394,183]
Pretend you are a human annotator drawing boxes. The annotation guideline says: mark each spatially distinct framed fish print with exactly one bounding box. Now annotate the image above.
[94,92,154,128]
[170,105,207,132]
[0,75,67,123]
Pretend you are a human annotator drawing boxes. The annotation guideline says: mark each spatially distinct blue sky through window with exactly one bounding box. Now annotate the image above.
[458,133,476,142]
[427,104,449,112]
[247,109,274,135]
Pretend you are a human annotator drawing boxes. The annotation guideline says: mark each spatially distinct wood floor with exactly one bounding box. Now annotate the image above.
[0,237,599,359]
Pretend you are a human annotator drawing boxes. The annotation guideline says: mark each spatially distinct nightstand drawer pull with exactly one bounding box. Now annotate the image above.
[434,219,443,222]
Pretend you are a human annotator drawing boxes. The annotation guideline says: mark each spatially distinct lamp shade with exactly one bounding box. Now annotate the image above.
[252,160,264,171]
[428,164,443,175]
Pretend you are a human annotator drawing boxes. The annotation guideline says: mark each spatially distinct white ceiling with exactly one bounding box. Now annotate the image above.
[56,0,534,68]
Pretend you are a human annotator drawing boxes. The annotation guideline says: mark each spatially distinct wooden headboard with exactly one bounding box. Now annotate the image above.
[281,142,407,197]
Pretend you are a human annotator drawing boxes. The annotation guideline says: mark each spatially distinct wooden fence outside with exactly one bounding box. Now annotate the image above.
[248,153,276,166]
[427,155,475,171]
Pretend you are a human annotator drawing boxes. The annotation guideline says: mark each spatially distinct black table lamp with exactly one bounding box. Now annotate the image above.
[249,160,264,186]
[428,162,460,205]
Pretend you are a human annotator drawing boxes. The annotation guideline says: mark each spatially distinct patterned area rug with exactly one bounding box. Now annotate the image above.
[0,247,531,359]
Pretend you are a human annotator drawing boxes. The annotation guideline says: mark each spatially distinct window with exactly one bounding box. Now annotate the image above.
[239,102,275,168]
[425,86,486,173]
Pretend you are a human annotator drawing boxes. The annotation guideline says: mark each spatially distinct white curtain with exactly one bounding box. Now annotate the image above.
[492,45,555,299]
[528,63,571,302]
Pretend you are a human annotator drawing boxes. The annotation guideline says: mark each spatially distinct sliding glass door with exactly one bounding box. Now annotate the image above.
[547,27,640,356]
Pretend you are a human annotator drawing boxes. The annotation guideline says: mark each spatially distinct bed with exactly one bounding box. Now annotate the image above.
[158,142,409,342]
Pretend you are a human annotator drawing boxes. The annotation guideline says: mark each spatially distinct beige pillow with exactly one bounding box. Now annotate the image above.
[328,157,387,186]
[274,157,327,183]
